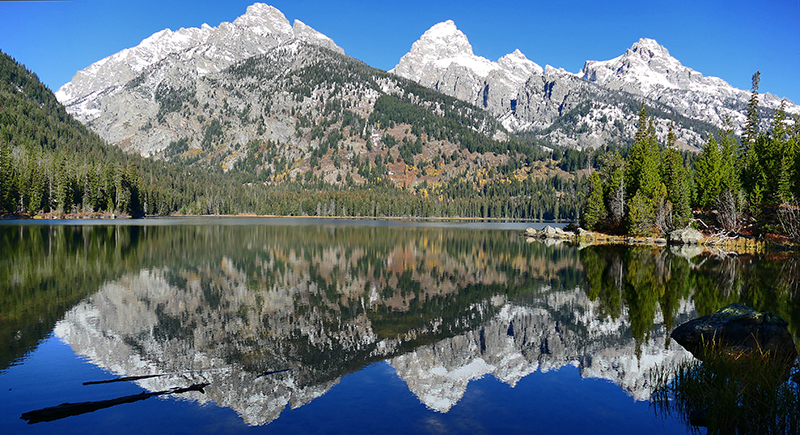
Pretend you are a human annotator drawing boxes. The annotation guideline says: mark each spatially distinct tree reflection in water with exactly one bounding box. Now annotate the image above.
[2,222,799,428]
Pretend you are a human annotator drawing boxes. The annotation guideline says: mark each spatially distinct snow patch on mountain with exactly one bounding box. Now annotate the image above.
[392,27,798,148]
[55,3,342,123]
[579,38,800,128]
[391,20,541,87]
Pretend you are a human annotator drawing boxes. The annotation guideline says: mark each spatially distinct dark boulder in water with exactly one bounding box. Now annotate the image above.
[671,303,797,362]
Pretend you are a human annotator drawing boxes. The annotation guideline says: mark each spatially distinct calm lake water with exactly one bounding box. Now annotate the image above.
[1,218,798,434]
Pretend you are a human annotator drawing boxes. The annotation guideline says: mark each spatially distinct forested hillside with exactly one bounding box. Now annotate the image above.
[582,73,800,239]
[0,51,586,220]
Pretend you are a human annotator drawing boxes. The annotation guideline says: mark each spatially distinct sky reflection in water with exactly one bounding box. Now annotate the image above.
[2,220,796,434]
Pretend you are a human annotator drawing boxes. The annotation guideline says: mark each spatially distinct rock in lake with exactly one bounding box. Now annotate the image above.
[668,228,703,245]
[671,303,797,362]
[541,225,559,235]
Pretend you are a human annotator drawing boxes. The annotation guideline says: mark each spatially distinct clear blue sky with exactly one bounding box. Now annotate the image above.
[2,0,799,103]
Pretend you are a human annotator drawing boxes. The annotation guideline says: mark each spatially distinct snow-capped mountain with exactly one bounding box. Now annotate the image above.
[391,20,542,88]
[50,2,511,174]
[392,23,799,149]
[391,20,545,133]
[391,290,694,412]
[578,37,797,129]
[55,3,342,124]
[55,5,799,155]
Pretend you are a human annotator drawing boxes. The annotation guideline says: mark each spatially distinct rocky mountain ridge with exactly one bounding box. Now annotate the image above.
[55,3,341,125]
[52,3,533,194]
[392,23,799,149]
[578,38,793,127]
[53,2,799,161]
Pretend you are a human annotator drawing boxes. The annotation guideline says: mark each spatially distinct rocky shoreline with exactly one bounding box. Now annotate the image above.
[522,225,790,255]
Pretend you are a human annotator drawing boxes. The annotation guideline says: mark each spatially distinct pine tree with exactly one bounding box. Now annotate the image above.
[582,171,606,230]
[627,190,655,236]
[0,136,14,213]
[27,151,44,215]
[694,136,722,209]
[771,101,794,204]
[717,118,739,194]
[791,114,800,199]
[53,154,73,213]
[598,151,626,228]
[662,124,691,228]
[742,71,761,153]
[626,105,663,234]
[627,107,661,199]
[740,71,762,202]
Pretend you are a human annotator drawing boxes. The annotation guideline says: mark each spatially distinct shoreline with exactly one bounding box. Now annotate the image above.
[0,212,567,224]
[523,226,797,255]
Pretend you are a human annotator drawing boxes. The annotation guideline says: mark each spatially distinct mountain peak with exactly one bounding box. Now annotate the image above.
[579,38,696,94]
[56,3,341,122]
[391,20,495,81]
[498,49,543,77]
[626,38,673,61]
[233,2,293,36]
[417,20,474,58]
[425,20,459,37]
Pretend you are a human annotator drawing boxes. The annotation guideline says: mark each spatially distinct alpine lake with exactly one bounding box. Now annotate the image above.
[1,218,798,434]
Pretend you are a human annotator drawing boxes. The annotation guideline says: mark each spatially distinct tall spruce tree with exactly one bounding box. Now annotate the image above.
[694,136,722,209]
[582,171,606,230]
[0,136,12,213]
[770,101,795,204]
[626,105,664,234]
[627,107,661,199]
[717,118,739,194]
[741,71,761,153]
[599,151,626,229]
[662,123,691,228]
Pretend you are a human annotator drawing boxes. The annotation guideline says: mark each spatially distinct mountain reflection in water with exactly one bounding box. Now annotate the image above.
[3,221,799,429]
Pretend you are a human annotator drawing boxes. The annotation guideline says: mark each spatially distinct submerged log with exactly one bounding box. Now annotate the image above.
[20,383,209,424]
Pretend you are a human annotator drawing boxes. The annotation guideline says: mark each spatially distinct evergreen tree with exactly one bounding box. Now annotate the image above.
[717,119,739,194]
[741,71,761,154]
[582,171,606,230]
[626,106,664,234]
[694,136,722,209]
[662,124,691,228]
[53,154,73,213]
[743,102,793,209]
[791,114,800,199]
[597,151,626,229]
[770,101,794,204]
[0,136,13,213]
[627,108,661,199]
[627,190,655,236]
[27,151,44,215]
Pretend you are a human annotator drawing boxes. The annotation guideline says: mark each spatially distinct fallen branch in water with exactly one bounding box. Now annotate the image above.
[20,383,210,424]
[83,373,174,386]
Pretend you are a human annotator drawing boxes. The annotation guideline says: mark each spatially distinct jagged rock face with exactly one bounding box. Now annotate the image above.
[55,3,342,137]
[392,25,798,149]
[391,21,544,131]
[578,38,799,130]
[53,4,509,176]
